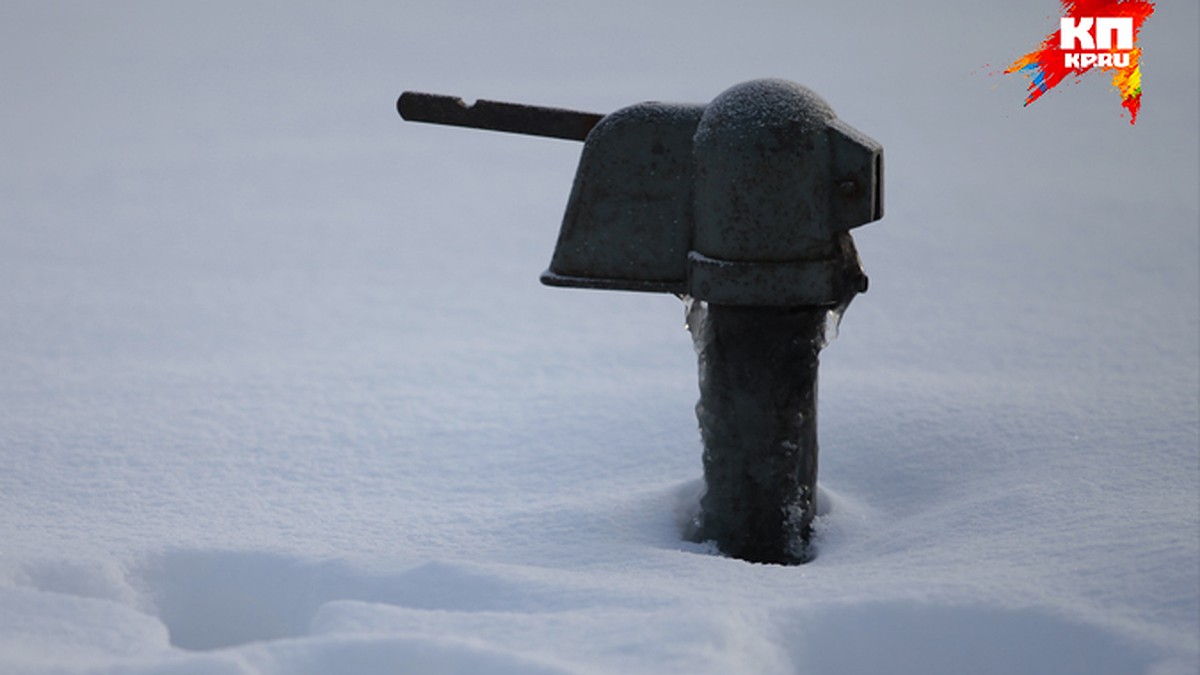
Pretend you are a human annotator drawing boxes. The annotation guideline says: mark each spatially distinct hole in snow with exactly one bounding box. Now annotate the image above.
[134,550,613,650]
[138,550,317,650]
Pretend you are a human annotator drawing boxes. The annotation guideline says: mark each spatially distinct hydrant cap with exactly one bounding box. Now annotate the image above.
[696,79,835,143]
[692,78,878,265]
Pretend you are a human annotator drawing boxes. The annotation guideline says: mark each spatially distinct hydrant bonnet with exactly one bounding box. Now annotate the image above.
[689,79,881,307]
[694,79,840,259]
[542,78,882,308]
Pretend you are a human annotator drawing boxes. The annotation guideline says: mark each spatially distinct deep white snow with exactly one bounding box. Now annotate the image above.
[1,1,1197,673]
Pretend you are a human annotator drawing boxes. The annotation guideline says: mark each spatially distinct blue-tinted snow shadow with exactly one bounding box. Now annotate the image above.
[130,549,647,651]
[781,601,1168,675]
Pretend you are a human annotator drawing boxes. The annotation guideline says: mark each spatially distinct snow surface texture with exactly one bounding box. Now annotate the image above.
[1,1,1197,673]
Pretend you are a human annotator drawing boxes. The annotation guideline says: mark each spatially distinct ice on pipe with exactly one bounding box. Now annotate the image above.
[685,297,831,564]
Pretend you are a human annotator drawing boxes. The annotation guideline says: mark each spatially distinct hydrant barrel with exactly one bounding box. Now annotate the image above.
[688,302,825,564]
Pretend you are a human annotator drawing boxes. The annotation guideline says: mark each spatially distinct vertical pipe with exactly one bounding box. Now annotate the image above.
[688,301,827,564]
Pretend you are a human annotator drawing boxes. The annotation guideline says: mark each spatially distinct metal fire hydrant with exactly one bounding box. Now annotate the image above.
[398,79,883,564]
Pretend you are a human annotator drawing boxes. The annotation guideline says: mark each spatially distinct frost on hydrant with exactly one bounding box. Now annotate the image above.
[398,78,883,565]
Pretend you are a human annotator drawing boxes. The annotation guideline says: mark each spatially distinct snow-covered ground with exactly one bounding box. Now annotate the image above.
[1,1,1196,673]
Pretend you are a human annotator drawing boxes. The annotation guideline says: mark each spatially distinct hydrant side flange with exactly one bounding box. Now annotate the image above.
[541,102,704,293]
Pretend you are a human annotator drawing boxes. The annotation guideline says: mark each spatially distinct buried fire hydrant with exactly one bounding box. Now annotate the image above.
[398,79,883,564]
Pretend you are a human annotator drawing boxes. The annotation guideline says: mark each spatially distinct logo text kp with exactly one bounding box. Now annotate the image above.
[1060,17,1133,68]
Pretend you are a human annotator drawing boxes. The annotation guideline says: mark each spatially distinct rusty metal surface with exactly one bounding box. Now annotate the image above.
[397,92,603,141]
